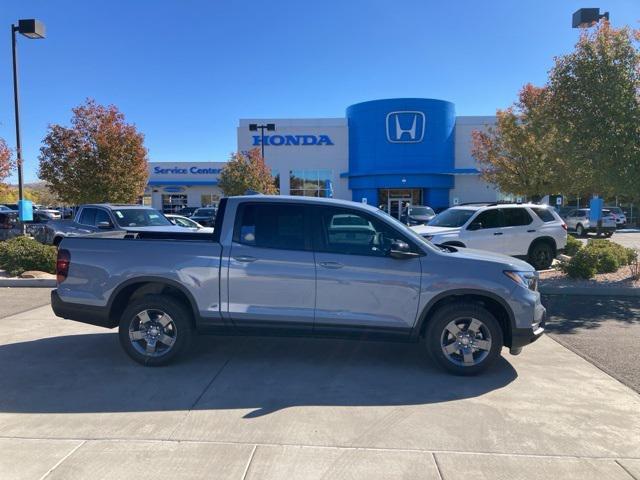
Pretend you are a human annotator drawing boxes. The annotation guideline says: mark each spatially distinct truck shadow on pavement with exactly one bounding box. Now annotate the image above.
[0,333,517,417]
[544,295,640,334]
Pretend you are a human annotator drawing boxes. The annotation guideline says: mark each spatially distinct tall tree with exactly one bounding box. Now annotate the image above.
[218,148,278,196]
[38,99,148,204]
[471,85,563,199]
[0,138,13,196]
[548,21,640,199]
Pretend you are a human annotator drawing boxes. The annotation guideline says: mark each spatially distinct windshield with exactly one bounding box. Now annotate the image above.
[608,207,622,214]
[113,209,172,227]
[428,209,476,227]
[194,209,215,216]
[409,207,435,216]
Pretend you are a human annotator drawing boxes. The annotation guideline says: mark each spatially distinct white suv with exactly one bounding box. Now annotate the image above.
[412,203,567,270]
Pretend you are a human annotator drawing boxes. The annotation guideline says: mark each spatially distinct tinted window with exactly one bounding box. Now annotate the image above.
[235,203,307,251]
[531,207,555,222]
[94,209,111,226]
[502,208,533,226]
[79,208,97,226]
[195,208,215,216]
[472,209,504,229]
[113,209,172,227]
[316,207,413,257]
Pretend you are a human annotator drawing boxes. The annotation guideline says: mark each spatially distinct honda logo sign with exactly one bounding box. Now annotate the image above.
[386,111,425,143]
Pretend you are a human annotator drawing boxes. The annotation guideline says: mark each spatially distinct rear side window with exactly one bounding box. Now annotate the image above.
[502,208,533,226]
[234,203,308,251]
[78,208,97,226]
[531,207,555,222]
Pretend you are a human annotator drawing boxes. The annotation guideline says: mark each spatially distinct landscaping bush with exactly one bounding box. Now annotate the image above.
[558,239,637,279]
[0,236,56,277]
[564,235,582,257]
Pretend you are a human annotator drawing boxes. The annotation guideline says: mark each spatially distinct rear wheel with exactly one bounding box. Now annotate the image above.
[528,241,554,270]
[576,224,585,237]
[119,294,193,366]
[425,303,503,375]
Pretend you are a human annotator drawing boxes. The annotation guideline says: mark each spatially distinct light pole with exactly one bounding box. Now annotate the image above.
[572,8,609,28]
[11,19,46,225]
[249,123,275,160]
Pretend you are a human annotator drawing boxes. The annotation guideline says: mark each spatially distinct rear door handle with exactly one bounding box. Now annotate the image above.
[233,255,257,263]
[527,229,536,233]
[493,232,503,236]
[318,261,343,269]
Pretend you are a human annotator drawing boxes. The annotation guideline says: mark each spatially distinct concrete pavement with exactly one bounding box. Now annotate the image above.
[0,303,639,479]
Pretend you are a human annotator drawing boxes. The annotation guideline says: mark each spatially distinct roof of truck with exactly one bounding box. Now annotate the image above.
[229,195,382,213]
[80,204,155,209]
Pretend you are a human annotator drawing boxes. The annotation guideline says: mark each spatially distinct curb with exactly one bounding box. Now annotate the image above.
[540,285,640,296]
[0,278,56,288]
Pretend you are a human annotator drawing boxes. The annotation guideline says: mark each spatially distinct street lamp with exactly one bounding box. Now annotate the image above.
[11,19,46,225]
[249,123,275,160]
[572,8,609,28]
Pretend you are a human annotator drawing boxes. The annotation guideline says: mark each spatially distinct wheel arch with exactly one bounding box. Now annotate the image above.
[414,290,515,347]
[528,236,557,257]
[107,277,199,328]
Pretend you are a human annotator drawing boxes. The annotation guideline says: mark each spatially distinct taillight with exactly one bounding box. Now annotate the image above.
[561,223,568,231]
[56,249,70,284]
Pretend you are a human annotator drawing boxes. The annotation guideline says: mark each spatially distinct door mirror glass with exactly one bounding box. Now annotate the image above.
[389,240,419,259]
[97,221,113,229]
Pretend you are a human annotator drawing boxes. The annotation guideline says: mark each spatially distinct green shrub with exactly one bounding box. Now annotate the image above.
[558,248,598,279]
[596,250,619,273]
[0,236,57,277]
[564,235,583,257]
[585,239,635,267]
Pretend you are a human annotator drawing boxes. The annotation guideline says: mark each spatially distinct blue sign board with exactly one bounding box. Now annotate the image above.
[18,200,33,222]
[589,197,603,223]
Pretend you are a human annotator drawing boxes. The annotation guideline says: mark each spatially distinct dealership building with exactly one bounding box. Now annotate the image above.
[147,98,499,216]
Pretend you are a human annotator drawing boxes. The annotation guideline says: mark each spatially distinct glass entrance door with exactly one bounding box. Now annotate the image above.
[388,198,411,220]
[378,189,422,220]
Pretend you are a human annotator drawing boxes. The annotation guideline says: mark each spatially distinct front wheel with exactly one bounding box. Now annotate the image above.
[425,303,503,375]
[119,295,193,366]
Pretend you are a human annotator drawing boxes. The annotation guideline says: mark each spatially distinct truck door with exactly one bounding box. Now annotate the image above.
[227,202,315,332]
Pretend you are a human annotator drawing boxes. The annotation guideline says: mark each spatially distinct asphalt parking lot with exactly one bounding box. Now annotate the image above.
[576,229,640,250]
[0,289,639,479]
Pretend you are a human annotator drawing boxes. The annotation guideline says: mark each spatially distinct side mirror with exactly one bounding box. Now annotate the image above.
[467,221,483,231]
[389,240,419,259]
[97,221,113,229]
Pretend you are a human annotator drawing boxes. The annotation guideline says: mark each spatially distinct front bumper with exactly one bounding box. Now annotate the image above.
[510,308,546,350]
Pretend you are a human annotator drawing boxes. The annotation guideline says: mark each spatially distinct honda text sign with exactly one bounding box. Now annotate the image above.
[386,111,426,143]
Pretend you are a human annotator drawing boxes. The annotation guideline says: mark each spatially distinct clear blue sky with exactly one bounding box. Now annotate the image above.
[1,0,637,182]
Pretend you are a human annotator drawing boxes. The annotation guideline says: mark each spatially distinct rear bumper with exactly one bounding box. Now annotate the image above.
[51,289,115,329]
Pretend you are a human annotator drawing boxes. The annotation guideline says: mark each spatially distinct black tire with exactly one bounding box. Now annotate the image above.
[576,224,586,237]
[119,294,193,366]
[528,241,554,270]
[53,236,63,247]
[424,302,503,376]
[604,231,613,238]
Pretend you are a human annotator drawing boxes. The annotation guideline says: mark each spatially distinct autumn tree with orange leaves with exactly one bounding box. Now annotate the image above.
[38,99,148,204]
[218,148,278,197]
[0,138,13,196]
[473,21,640,200]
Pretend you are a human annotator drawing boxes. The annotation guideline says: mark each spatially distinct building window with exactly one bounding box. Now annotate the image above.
[162,194,187,213]
[201,193,220,207]
[290,169,333,197]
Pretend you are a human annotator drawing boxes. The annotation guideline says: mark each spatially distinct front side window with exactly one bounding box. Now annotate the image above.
[235,203,308,251]
[94,209,112,226]
[315,206,415,257]
[502,208,533,227]
[472,209,504,229]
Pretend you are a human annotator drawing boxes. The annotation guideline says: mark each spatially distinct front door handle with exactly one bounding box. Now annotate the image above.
[233,255,257,263]
[527,229,536,233]
[493,232,503,236]
[318,261,343,269]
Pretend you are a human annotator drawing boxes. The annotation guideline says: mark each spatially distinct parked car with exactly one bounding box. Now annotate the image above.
[176,206,199,218]
[36,208,61,220]
[45,204,188,246]
[0,205,13,212]
[400,205,436,226]
[51,195,545,375]
[605,206,627,228]
[564,208,616,237]
[0,211,18,241]
[190,207,217,227]
[165,214,214,233]
[411,203,567,270]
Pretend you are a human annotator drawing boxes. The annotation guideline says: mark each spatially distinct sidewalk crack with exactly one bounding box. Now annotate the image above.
[39,440,86,480]
[616,460,639,480]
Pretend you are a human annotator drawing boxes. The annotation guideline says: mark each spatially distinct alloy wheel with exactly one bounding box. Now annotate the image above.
[128,309,177,357]
[440,317,492,367]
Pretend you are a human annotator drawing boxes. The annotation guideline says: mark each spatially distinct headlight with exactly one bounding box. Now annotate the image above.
[504,270,538,291]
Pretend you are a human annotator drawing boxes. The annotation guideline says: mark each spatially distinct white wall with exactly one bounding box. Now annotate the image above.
[237,118,350,200]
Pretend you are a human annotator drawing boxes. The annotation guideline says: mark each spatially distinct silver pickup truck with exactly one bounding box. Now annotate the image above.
[44,203,187,245]
[51,195,545,375]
